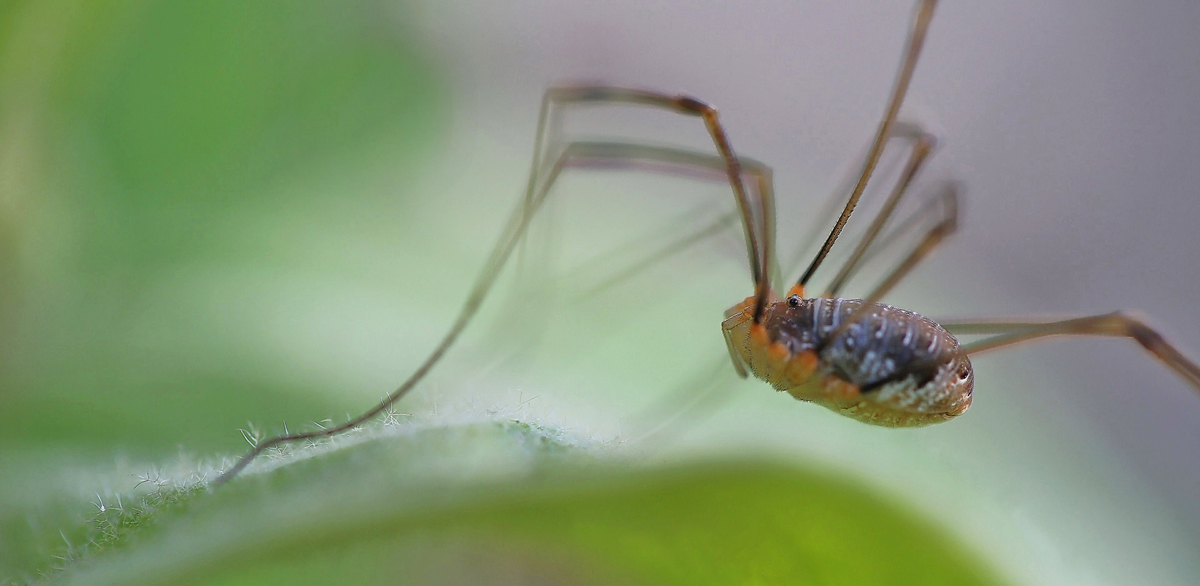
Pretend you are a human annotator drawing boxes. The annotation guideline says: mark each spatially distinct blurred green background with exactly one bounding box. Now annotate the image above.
[0,0,444,459]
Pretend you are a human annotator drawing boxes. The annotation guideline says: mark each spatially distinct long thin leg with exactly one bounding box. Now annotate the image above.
[817,182,959,347]
[822,125,937,297]
[783,122,929,282]
[945,314,1200,393]
[543,87,776,319]
[797,0,938,289]
[503,140,771,301]
[844,181,952,275]
[495,144,748,354]
[214,142,560,484]
[555,142,776,298]
[536,142,778,444]
[630,356,737,446]
[214,90,771,484]
[863,182,958,301]
[462,143,773,410]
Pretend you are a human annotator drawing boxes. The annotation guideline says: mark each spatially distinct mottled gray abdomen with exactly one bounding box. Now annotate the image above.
[765,298,961,392]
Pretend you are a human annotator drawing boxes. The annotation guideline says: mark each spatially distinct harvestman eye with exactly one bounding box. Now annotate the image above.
[213,0,1200,483]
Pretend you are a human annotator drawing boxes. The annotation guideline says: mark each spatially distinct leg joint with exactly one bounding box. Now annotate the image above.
[673,95,714,115]
[1113,312,1167,351]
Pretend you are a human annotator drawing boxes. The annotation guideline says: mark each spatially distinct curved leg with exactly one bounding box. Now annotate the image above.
[814,182,960,348]
[539,87,775,314]
[555,142,771,298]
[630,356,738,446]
[783,122,933,286]
[863,181,959,301]
[822,124,937,297]
[945,313,1200,393]
[796,0,939,289]
[214,101,773,483]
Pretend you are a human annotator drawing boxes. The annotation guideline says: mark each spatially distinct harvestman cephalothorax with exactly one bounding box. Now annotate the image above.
[214,0,1200,483]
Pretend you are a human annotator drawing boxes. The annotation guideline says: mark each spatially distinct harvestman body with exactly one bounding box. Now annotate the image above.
[215,0,1200,483]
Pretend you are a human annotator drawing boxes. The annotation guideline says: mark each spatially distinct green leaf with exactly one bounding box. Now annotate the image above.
[13,419,1005,586]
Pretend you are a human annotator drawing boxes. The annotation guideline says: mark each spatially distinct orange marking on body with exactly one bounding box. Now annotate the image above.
[745,323,774,382]
[785,350,819,386]
[764,341,792,386]
[821,376,861,401]
[749,323,770,347]
[768,341,791,363]
[786,284,806,298]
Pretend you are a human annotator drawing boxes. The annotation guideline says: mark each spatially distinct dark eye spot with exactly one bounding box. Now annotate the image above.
[957,364,970,380]
[786,295,800,308]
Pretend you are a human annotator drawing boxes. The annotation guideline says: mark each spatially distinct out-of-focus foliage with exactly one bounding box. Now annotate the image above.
[5,419,1004,586]
[0,0,444,458]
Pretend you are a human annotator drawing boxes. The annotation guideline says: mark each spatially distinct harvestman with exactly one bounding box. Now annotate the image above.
[215,0,1200,483]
